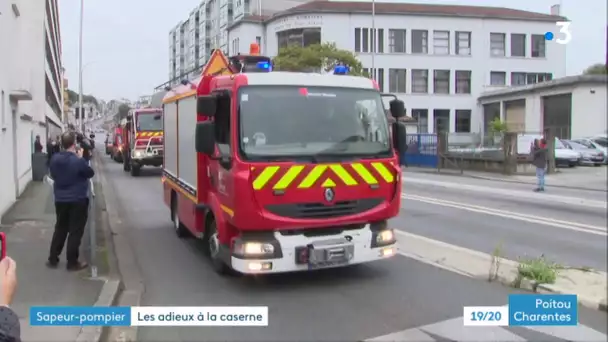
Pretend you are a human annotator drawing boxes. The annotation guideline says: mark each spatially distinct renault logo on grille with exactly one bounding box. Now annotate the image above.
[324,188,335,202]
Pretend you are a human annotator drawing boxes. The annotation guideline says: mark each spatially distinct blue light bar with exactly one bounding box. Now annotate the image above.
[256,61,272,72]
[334,65,349,75]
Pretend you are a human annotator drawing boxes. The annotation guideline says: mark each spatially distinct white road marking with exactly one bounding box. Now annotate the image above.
[402,177,607,209]
[402,194,607,236]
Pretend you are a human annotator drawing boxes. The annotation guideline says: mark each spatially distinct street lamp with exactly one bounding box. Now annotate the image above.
[371,0,375,80]
[78,0,84,132]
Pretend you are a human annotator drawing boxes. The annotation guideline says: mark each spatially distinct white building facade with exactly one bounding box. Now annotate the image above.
[227,1,567,134]
[0,0,63,217]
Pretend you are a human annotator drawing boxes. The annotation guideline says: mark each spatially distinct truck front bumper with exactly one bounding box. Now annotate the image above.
[132,150,163,167]
[229,224,396,274]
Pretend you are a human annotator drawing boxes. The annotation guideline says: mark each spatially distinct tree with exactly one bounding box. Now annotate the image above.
[583,63,607,75]
[66,89,99,107]
[273,43,366,76]
[117,103,131,120]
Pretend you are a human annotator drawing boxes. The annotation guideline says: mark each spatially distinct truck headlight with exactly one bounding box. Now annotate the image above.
[376,230,395,244]
[234,242,275,256]
[134,150,143,158]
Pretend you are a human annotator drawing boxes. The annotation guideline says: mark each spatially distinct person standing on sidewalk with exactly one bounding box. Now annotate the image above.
[0,257,19,341]
[531,138,548,192]
[34,135,43,153]
[47,132,95,271]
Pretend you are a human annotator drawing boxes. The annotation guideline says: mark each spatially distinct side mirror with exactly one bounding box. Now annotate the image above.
[389,99,406,118]
[195,121,216,155]
[392,122,407,155]
[197,95,217,117]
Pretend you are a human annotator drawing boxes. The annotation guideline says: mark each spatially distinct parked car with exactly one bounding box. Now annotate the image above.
[562,140,604,166]
[571,138,608,163]
[105,134,113,155]
[554,139,580,167]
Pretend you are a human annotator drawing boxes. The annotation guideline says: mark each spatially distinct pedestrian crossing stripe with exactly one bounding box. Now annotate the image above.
[136,132,163,138]
[365,315,607,341]
[251,162,395,191]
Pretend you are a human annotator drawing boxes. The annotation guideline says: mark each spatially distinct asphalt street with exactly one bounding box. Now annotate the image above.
[94,134,606,341]
[398,172,608,272]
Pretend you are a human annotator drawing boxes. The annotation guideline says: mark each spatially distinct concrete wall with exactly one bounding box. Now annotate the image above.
[0,0,62,218]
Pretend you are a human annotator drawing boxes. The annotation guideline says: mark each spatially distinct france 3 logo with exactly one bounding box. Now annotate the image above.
[545,22,572,45]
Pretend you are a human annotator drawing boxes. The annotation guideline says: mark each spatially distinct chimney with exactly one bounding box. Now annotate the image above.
[550,4,560,15]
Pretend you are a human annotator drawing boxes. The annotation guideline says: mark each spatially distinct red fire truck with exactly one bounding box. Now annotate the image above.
[161,45,407,275]
[122,108,164,176]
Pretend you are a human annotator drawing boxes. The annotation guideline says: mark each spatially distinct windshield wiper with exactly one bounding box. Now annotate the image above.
[314,135,365,156]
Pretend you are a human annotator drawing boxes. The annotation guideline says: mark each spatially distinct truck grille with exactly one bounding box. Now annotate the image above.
[265,198,383,219]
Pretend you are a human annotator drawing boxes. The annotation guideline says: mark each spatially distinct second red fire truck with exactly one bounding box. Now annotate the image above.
[161,45,407,275]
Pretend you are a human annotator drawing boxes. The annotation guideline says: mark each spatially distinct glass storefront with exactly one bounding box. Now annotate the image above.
[277,28,321,50]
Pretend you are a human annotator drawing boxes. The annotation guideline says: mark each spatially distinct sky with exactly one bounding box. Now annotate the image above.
[59,0,607,102]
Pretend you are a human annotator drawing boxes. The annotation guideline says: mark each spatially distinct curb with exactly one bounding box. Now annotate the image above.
[395,231,607,313]
[94,149,144,342]
[75,279,121,342]
[403,168,607,192]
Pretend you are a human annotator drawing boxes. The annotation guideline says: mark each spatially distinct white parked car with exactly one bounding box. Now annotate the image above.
[554,139,581,167]
[571,138,608,163]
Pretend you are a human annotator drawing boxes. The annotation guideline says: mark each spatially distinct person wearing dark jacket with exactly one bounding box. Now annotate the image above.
[34,135,43,153]
[47,132,95,271]
[531,138,548,192]
[0,257,20,342]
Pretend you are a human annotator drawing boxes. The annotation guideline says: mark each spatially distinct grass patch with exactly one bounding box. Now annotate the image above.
[516,255,561,287]
[488,242,504,282]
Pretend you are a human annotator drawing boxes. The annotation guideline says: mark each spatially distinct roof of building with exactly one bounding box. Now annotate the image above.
[228,0,565,30]
[478,75,608,101]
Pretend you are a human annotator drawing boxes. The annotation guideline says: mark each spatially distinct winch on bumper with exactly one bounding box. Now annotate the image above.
[132,148,163,167]
[229,222,396,274]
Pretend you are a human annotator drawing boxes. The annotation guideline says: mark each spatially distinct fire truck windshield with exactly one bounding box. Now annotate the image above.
[136,113,163,131]
[238,86,391,161]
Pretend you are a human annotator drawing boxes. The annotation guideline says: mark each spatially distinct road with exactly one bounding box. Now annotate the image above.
[398,172,608,272]
[94,134,607,341]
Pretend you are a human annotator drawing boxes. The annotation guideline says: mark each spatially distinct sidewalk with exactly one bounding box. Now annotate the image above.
[405,166,608,192]
[0,181,105,341]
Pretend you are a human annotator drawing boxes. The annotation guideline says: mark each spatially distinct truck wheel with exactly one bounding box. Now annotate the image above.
[171,195,189,238]
[206,218,230,275]
[130,165,141,177]
[123,154,130,171]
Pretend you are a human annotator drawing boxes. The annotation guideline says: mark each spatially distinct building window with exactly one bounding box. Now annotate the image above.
[377,29,384,53]
[355,28,361,52]
[412,30,428,54]
[412,109,428,133]
[455,31,471,55]
[434,109,450,133]
[277,27,321,50]
[511,72,526,85]
[433,31,450,55]
[531,34,546,57]
[455,70,471,94]
[362,28,369,52]
[256,36,262,51]
[490,71,506,85]
[455,110,471,132]
[389,29,406,53]
[433,70,450,94]
[411,70,428,93]
[364,68,385,91]
[490,33,505,56]
[511,34,526,57]
[388,69,407,93]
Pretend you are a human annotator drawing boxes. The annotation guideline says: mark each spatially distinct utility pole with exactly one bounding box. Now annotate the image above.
[78,0,84,132]
[371,0,376,80]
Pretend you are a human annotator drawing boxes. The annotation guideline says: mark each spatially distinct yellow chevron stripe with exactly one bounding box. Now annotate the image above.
[298,165,327,188]
[329,164,357,186]
[371,162,394,183]
[322,178,336,187]
[351,163,378,184]
[252,166,280,190]
[273,165,304,190]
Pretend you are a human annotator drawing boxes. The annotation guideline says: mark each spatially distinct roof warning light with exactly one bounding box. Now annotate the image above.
[256,61,272,72]
[334,65,349,75]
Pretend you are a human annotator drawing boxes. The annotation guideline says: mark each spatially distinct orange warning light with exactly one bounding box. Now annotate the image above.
[250,43,260,55]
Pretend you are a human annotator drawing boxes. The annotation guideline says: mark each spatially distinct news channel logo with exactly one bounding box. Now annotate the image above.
[545,22,572,45]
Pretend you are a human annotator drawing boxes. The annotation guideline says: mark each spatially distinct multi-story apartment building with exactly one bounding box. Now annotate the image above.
[226,1,567,134]
[0,0,64,217]
[167,0,305,85]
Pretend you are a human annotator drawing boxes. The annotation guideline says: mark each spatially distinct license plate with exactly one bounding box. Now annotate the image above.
[306,238,354,269]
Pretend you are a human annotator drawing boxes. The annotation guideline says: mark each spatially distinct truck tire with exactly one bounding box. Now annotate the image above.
[206,218,230,275]
[130,165,141,177]
[171,194,189,238]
